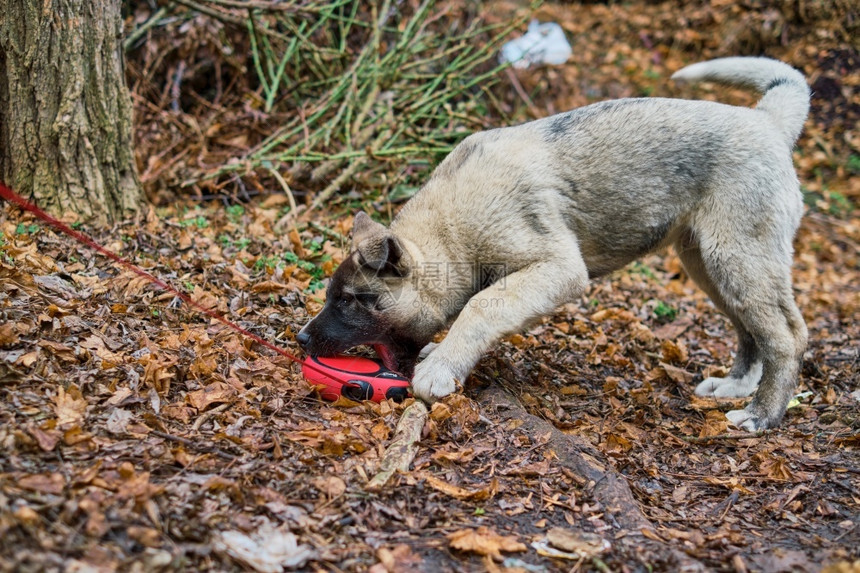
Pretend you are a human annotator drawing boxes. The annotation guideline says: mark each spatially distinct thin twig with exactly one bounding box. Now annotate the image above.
[308,158,366,212]
[192,402,232,432]
[267,166,302,238]
[124,5,171,52]
[505,67,540,118]
[307,221,347,244]
[151,429,238,461]
[171,0,290,41]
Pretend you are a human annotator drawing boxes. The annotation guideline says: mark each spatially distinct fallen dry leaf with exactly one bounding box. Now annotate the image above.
[54,386,87,428]
[447,526,526,561]
[17,473,65,495]
[311,475,346,499]
[698,410,729,438]
[546,528,611,557]
[0,322,20,347]
[660,339,689,364]
[419,473,499,501]
[28,425,61,452]
[370,543,423,573]
[186,381,237,411]
[106,408,133,435]
[659,361,695,384]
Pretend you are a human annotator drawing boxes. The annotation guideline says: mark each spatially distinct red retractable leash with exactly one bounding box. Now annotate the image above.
[0,181,411,403]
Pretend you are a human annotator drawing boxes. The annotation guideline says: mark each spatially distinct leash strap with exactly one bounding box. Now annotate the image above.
[0,181,321,374]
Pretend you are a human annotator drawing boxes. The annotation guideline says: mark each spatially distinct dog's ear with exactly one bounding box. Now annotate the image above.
[352,212,387,246]
[352,213,409,275]
[357,235,405,273]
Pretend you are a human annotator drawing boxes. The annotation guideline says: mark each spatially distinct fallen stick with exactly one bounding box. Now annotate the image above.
[482,386,652,533]
[366,401,428,491]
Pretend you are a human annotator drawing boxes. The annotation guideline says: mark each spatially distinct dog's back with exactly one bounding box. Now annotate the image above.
[396,58,810,279]
[671,57,810,147]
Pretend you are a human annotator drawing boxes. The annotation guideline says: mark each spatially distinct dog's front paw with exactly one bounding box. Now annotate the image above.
[695,376,757,398]
[411,356,458,402]
[726,408,766,431]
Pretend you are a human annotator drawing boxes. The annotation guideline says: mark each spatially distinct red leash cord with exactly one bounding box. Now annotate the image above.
[0,180,316,374]
[0,181,413,402]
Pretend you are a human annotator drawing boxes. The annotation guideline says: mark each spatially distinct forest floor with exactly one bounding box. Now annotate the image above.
[1,1,858,572]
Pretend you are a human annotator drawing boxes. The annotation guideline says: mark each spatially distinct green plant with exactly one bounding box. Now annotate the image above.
[0,236,12,264]
[307,278,325,293]
[254,255,280,272]
[226,204,245,223]
[826,189,852,217]
[15,223,39,235]
[306,239,323,254]
[631,261,657,280]
[179,215,209,229]
[802,186,855,217]
[801,185,817,208]
[653,300,677,322]
[280,253,328,293]
[218,234,252,250]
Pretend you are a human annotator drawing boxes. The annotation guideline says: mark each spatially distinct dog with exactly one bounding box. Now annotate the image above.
[297,57,810,431]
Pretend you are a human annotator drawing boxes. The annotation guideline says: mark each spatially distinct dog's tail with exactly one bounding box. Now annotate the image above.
[671,57,810,147]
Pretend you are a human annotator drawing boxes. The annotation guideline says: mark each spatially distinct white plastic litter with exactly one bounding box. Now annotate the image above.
[499,20,572,69]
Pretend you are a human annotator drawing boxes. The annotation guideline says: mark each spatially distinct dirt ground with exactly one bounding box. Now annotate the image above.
[1,1,858,572]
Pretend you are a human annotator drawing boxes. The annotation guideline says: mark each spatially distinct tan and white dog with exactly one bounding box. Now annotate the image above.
[297,57,810,431]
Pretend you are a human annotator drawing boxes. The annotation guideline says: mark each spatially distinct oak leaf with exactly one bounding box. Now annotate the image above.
[55,386,87,428]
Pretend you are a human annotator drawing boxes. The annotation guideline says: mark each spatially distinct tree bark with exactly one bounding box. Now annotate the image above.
[0,0,142,224]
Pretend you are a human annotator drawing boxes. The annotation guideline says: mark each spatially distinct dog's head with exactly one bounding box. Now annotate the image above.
[296,212,443,376]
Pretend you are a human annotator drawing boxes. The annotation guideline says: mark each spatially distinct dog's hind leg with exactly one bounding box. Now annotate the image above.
[410,241,590,402]
[678,227,807,430]
[675,232,762,398]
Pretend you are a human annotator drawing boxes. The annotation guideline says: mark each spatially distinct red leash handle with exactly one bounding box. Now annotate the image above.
[302,356,410,402]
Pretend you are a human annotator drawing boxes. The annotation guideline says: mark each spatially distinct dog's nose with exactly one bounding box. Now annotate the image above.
[296,330,311,348]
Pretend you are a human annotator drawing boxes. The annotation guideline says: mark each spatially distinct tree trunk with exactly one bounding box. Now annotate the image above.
[0,0,141,224]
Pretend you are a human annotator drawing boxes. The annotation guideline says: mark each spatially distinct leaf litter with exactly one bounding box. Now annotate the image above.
[1,0,859,571]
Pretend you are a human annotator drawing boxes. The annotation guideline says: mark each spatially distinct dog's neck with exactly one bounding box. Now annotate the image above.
[395,229,482,326]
